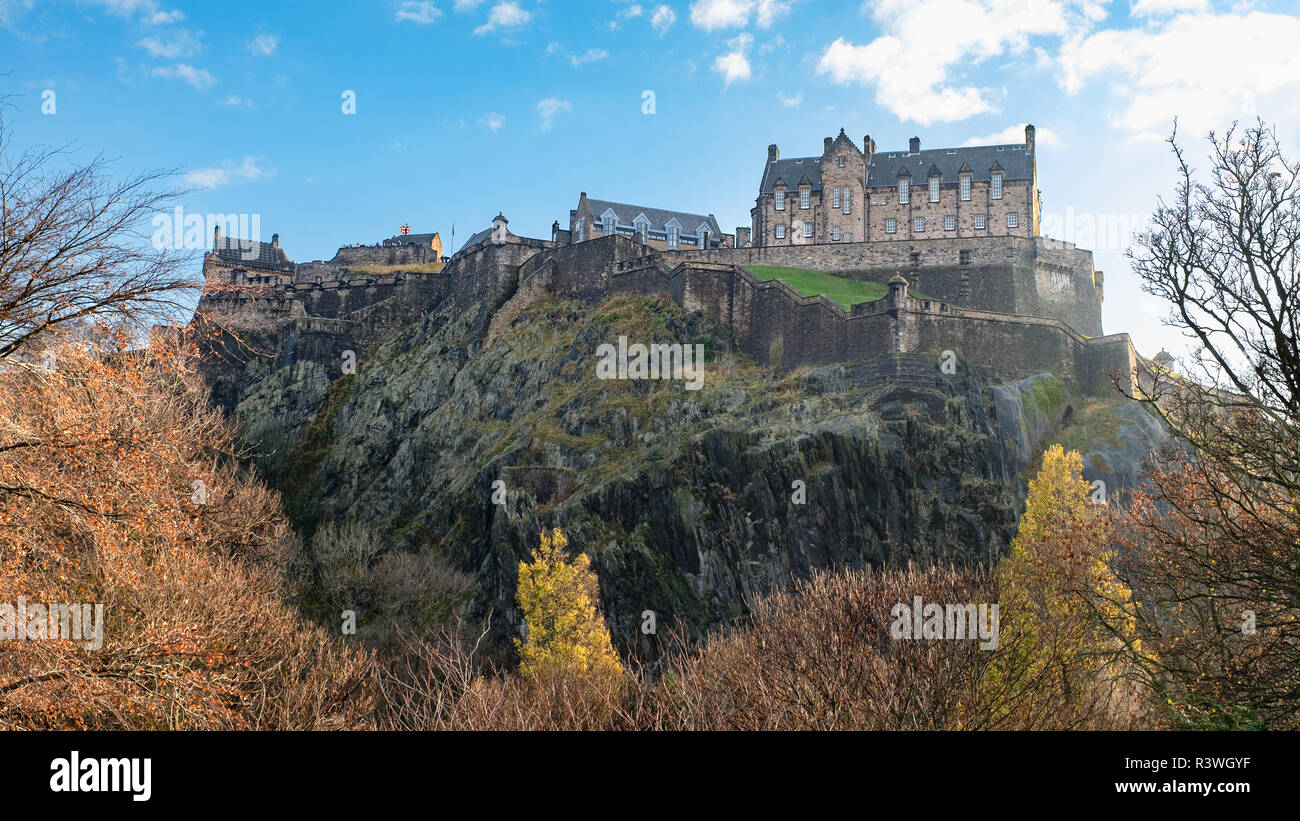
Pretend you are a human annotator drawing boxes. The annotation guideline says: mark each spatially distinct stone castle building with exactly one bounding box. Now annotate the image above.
[754,125,1039,247]
[562,192,739,251]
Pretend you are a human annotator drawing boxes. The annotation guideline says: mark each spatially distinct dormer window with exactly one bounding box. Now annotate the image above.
[800,188,810,209]
[960,175,971,201]
[929,176,940,203]
[898,178,910,204]
[668,226,679,249]
[604,216,616,236]
[635,218,648,242]
[991,173,1003,200]
[775,189,786,210]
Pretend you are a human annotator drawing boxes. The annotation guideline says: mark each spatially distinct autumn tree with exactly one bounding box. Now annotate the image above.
[514,528,621,683]
[982,445,1145,729]
[1121,120,1300,728]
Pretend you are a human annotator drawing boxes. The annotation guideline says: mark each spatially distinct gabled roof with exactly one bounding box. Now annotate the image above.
[213,235,293,270]
[868,143,1032,186]
[383,232,440,247]
[760,157,822,194]
[584,197,723,237]
[459,226,493,252]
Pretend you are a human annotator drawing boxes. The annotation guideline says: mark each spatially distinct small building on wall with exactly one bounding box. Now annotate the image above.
[383,230,443,260]
[563,192,740,251]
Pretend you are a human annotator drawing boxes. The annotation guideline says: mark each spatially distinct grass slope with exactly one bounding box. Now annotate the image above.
[744,265,890,308]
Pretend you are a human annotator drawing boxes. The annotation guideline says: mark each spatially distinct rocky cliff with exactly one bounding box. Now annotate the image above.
[195,271,1167,657]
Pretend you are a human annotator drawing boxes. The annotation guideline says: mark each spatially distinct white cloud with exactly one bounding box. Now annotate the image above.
[537,97,571,131]
[453,0,484,9]
[247,33,278,55]
[777,90,802,107]
[691,0,749,29]
[136,28,201,58]
[961,123,1060,147]
[816,0,1092,126]
[570,48,610,66]
[689,0,791,31]
[481,111,505,130]
[474,1,530,35]
[221,94,253,108]
[1129,0,1207,16]
[1059,10,1300,139]
[396,1,441,23]
[651,4,676,33]
[143,9,183,24]
[184,156,268,189]
[713,32,752,86]
[150,63,216,89]
[621,3,644,18]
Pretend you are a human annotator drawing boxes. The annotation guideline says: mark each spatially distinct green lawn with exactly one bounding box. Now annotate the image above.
[744,265,888,308]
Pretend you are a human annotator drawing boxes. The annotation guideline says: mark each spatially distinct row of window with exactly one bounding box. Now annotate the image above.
[775,186,854,213]
[580,217,711,249]
[900,173,1002,204]
[883,213,1019,233]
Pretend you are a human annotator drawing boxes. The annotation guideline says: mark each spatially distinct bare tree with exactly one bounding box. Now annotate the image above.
[1122,120,1300,728]
[0,112,199,360]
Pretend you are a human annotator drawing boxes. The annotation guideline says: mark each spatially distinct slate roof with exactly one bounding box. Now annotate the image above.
[867,143,1033,186]
[459,227,493,252]
[759,157,823,194]
[584,197,723,237]
[213,236,293,270]
[383,232,440,247]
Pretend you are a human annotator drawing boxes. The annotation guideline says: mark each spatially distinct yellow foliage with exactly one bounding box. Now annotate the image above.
[514,529,622,683]
[984,445,1143,725]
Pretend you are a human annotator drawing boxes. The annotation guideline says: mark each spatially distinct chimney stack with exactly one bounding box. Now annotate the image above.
[909,136,920,153]
[864,135,876,157]
[767,144,779,163]
[1025,123,1036,154]
[271,233,279,248]
[213,224,221,248]
[824,136,833,154]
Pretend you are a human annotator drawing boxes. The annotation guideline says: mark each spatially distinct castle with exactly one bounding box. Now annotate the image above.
[197,127,1141,400]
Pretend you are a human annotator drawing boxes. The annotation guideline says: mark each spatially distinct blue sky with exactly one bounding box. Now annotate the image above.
[4,0,1300,359]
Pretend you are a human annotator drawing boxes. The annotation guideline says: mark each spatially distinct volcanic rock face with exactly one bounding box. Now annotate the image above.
[199,284,1166,654]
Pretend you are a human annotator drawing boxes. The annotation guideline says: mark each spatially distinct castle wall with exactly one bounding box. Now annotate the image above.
[527,234,1131,397]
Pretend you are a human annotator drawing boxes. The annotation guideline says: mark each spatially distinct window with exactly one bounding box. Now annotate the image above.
[929,177,940,203]
[577,219,585,241]
[775,225,786,239]
[960,176,971,201]
[885,218,897,234]
[991,173,1003,200]
[899,178,909,204]
[837,156,846,167]
[775,189,786,210]
[974,214,986,229]
[843,233,852,242]
[635,220,648,242]
[843,189,851,215]
[800,189,810,209]
[959,249,972,265]
[803,222,813,238]
[668,226,679,248]
[945,216,955,231]
[1007,212,1019,228]
[831,226,840,241]
[605,216,616,236]
[832,188,841,209]
[914,217,925,233]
